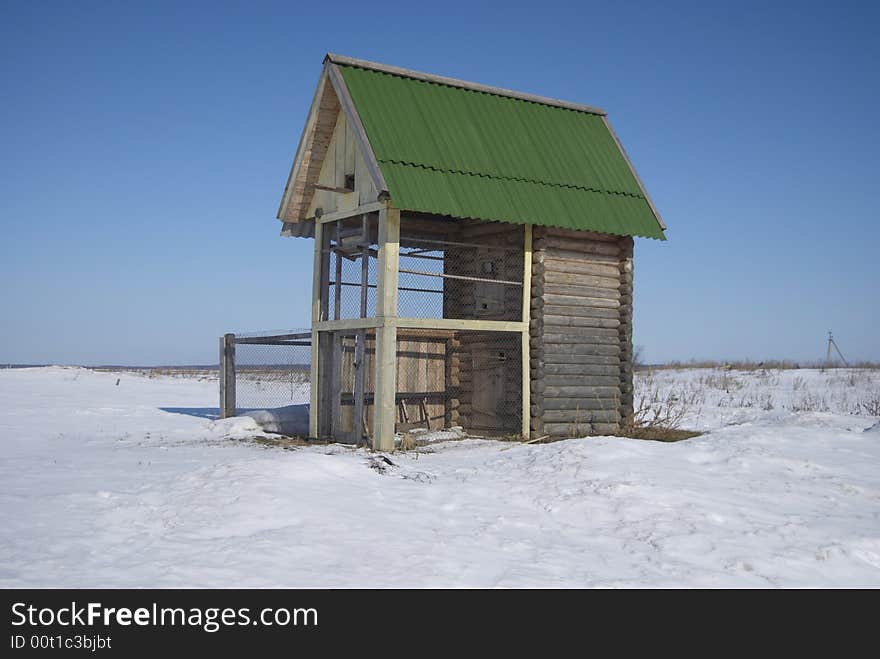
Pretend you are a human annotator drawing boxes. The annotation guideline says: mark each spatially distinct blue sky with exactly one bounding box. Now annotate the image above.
[2,0,877,365]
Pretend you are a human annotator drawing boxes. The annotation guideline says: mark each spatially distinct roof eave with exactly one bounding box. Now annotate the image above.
[601,115,667,233]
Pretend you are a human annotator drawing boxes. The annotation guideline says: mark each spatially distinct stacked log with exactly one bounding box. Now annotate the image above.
[530,227,630,437]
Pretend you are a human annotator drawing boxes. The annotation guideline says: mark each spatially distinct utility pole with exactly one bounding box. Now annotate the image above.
[826,331,849,367]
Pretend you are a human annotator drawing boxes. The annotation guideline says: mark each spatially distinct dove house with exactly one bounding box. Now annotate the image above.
[276,54,665,451]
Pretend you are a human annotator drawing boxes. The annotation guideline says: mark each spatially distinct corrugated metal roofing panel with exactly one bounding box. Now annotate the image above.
[381,163,661,238]
[337,63,664,240]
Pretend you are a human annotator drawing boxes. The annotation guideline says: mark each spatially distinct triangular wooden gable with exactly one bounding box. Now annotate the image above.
[277,60,387,236]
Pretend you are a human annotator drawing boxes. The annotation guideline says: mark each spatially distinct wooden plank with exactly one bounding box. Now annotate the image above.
[396,318,527,332]
[314,318,380,331]
[317,200,385,224]
[234,332,311,343]
[334,112,347,187]
[233,339,310,346]
[344,115,356,181]
[333,222,342,320]
[521,224,532,439]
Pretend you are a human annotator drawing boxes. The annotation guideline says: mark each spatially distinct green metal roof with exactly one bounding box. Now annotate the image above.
[337,63,665,240]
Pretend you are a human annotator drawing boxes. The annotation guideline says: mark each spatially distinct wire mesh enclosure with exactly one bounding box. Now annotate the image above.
[310,213,528,443]
[398,218,525,320]
[220,331,311,416]
[315,328,522,442]
[324,215,378,321]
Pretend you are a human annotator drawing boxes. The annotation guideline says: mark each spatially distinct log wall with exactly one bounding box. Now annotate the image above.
[529,227,633,437]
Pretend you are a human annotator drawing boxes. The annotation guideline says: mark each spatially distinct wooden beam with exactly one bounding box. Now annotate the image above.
[309,222,324,438]
[314,318,380,331]
[313,183,354,194]
[326,63,388,196]
[396,318,527,332]
[219,333,236,419]
[316,200,385,224]
[234,332,311,343]
[372,205,400,451]
[521,224,532,439]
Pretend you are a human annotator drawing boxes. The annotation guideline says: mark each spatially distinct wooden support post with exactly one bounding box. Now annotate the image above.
[372,205,400,452]
[219,333,236,419]
[352,214,369,444]
[309,222,324,438]
[333,220,342,320]
[329,331,343,439]
[521,225,532,439]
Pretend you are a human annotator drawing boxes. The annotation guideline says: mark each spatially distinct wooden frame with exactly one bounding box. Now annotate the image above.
[308,205,535,448]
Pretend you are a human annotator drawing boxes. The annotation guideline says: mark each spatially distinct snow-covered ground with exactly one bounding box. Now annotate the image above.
[1,366,878,587]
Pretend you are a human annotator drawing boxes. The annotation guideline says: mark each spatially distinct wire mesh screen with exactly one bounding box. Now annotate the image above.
[233,331,311,411]
[398,220,524,321]
[394,329,522,438]
[327,216,378,320]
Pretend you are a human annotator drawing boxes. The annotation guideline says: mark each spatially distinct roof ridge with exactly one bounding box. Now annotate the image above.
[326,53,607,116]
[379,159,646,199]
